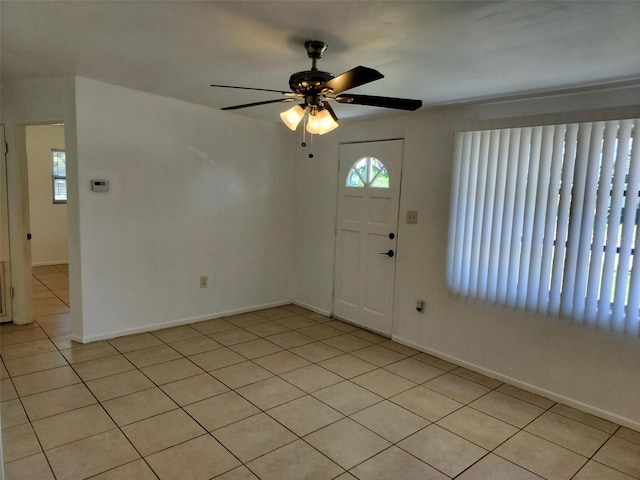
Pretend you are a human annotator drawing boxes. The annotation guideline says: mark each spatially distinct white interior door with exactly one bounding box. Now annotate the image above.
[333,139,403,336]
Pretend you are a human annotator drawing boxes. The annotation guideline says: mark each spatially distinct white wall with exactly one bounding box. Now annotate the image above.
[293,85,640,429]
[74,78,294,341]
[26,125,68,266]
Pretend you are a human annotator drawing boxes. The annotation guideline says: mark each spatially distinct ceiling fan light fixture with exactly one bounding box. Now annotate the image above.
[214,39,422,138]
[306,108,339,135]
[280,105,305,131]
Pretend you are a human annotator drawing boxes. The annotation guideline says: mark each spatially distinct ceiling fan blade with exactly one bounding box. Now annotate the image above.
[321,66,384,95]
[211,84,293,95]
[322,101,339,122]
[221,98,295,110]
[335,94,422,111]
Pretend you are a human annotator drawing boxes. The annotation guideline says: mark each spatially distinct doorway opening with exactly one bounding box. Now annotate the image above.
[2,123,71,328]
[25,124,71,328]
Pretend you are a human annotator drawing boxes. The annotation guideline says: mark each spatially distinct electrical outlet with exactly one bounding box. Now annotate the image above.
[200,276,208,288]
[406,210,418,224]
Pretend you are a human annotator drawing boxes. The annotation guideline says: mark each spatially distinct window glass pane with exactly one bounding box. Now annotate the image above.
[53,179,67,202]
[52,151,66,176]
[346,169,365,187]
[370,157,383,177]
[370,168,390,188]
[355,158,368,183]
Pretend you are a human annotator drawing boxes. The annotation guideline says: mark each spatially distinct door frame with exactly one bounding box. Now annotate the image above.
[1,124,12,321]
[331,138,405,336]
[5,122,34,325]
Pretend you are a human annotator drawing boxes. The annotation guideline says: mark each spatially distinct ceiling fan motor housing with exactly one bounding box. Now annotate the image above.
[290,39,336,103]
[289,70,334,95]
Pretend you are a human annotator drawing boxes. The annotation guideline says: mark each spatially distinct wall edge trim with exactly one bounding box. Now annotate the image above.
[32,261,69,267]
[75,299,293,343]
[292,300,331,317]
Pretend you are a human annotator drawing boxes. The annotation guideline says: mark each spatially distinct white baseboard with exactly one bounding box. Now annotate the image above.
[292,300,331,317]
[392,334,640,432]
[80,300,331,344]
[76,299,293,344]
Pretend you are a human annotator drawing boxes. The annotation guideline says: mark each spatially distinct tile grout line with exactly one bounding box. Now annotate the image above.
[2,332,628,480]
[96,310,348,477]
[3,269,70,477]
[23,270,163,478]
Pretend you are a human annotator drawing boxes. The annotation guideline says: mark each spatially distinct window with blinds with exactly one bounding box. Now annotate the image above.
[52,149,67,204]
[447,119,639,337]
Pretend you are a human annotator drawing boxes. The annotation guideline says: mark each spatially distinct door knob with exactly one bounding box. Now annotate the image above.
[379,250,395,257]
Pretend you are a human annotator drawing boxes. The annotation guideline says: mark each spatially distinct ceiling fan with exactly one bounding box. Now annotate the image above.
[211,40,423,137]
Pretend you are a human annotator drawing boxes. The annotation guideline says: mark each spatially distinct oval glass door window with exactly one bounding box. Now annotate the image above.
[346,156,390,188]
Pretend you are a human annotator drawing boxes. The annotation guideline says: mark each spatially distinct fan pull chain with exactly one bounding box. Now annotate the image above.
[299,113,314,158]
[301,115,307,148]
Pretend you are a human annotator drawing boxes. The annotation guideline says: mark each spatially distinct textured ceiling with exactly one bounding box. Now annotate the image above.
[2,1,640,123]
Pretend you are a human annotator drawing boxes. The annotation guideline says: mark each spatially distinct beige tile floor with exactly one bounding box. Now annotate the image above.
[1,264,639,479]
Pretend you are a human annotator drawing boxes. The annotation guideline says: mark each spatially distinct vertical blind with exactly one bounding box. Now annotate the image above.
[447,119,640,337]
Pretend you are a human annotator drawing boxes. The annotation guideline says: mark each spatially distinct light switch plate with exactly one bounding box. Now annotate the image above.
[406,210,418,224]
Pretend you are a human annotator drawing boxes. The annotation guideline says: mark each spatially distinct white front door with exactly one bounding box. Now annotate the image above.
[333,139,403,336]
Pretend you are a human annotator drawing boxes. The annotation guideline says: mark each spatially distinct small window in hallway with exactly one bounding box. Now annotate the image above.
[52,149,67,204]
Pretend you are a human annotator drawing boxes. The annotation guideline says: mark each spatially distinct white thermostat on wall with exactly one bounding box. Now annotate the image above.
[91,179,110,192]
